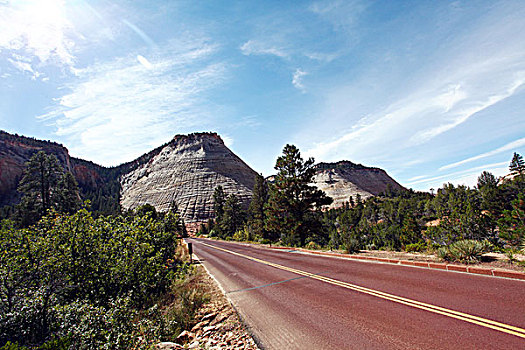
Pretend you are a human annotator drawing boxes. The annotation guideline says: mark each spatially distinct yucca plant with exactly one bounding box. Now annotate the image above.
[438,239,492,264]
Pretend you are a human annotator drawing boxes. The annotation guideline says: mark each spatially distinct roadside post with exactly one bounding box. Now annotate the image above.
[188,242,193,264]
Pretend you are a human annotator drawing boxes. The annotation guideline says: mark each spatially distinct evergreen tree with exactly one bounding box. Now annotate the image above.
[247,174,268,239]
[17,151,63,218]
[498,193,525,248]
[15,152,81,226]
[477,171,504,217]
[198,222,209,236]
[477,171,498,190]
[355,193,362,206]
[219,194,245,238]
[509,152,525,175]
[265,144,332,246]
[400,213,420,247]
[55,172,82,214]
[213,186,225,222]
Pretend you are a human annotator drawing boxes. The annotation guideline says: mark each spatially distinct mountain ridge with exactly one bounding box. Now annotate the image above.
[0,130,405,221]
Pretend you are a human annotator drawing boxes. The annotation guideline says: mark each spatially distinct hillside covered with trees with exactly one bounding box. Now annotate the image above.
[202,148,525,264]
[0,152,205,349]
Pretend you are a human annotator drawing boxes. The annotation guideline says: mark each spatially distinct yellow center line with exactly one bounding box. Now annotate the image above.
[199,241,525,339]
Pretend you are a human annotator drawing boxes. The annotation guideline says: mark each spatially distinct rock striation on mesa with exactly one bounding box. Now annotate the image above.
[1,130,406,224]
[313,161,405,209]
[120,133,258,223]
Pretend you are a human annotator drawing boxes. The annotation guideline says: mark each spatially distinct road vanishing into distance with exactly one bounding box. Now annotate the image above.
[188,238,525,350]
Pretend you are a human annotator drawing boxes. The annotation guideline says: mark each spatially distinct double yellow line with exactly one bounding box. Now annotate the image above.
[199,241,525,339]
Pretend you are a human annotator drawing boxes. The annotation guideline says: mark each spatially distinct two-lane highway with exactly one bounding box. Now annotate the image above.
[189,238,525,349]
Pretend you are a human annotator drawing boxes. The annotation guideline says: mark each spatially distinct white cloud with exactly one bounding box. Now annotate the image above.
[409,77,524,145]
[439,137,525,171]
[232,115,261,129]
[292,68,307,91]
[305,51,339,62]
[309,0,368,32]
[122,19,156,47]
[137,55,153,69]
[0,0,77,70]
[221,134,234,147]
[39,40,226,166]
[404,161,509,189]
[304,38,525,164]
[240,40,288,59]
[7,58,40,79]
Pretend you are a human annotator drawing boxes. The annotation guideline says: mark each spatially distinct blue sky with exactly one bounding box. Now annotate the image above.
[1,0,525,191]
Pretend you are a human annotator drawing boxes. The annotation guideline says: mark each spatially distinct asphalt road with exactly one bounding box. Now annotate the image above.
[188,238,525,350]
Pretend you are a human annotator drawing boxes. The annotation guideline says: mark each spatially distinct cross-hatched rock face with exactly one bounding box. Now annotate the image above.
[313,161,405,209]
[120,133,258,223]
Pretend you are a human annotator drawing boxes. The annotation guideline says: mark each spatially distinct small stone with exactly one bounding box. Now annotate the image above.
[188,341,200,349]
[156,342,184,350]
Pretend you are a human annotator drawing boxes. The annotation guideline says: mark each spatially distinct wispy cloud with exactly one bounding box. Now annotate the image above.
[292,68,308,91]
[309,0,368,33]
[232,116,262,129]
[7,57,40,79]
[439,137,525,171]
[306,66,525,162]
[240,39,288,59]
[0,0,76,72]
[39,39,226,165]
[303,4,525,168]
[409,77,524,145]
[404,161,509,189]
[122,19,157,48]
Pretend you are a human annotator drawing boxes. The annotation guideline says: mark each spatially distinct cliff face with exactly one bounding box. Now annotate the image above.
[120,133,258,222]
[313,161,405,208]
[0,131,73,207]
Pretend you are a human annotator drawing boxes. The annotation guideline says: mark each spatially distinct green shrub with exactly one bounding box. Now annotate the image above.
[344,238,361,254]
[0,209,187,348]
[404,242,426,253]
[258,238,271,245]
[1,342,27,350]
[233,227,249,242]
[305,241,321,250]
[437,239,492,264]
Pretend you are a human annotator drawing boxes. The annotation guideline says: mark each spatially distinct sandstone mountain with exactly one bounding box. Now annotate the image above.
[120,133,258,223]
[0,131,258,226]
[313,161,405,209]
[1,130,404,224]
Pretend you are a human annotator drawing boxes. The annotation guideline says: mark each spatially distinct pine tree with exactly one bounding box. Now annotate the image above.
[477,171,504,216]
[477,171,498,189]
[213,186,225,221]
[219,194,245,238]
[498,193,525,248]
[17,151,63,218]
[510,152,525,175]
[247,174,268,239]
[264,144,332,246]
[55,172,82,214]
